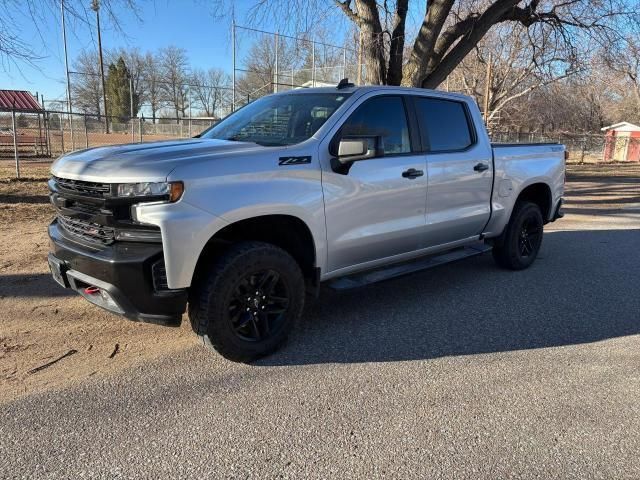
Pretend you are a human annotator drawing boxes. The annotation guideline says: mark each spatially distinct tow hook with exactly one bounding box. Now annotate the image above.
[84,286,100,295]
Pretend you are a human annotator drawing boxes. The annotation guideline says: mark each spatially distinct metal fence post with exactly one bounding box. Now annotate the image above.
[60,116,65,154]
[311,42,315,87]
[84,115,89,149]
[342,47,347,79]
[45,112,51,157]
[232,21,236,112]
[139,117,143,143]
[37,113,43,156]
[11,109,20,178]
[274,31,279,93]
[188,87,192,137]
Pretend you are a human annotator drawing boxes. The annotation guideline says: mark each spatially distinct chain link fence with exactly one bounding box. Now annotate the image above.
[4,109,640,178]
[488,130,637,164]
[1,109,217,177]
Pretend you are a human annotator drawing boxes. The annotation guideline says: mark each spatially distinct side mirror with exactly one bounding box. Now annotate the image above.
[337,137,382,164]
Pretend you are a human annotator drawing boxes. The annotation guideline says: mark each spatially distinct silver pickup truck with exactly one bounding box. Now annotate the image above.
[48,84,565,361]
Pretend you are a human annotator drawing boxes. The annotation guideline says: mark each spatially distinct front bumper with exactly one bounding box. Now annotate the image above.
[48,220,187,325]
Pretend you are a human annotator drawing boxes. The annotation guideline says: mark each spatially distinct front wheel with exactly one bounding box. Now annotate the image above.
[189,241,305,362]
[492,201,544,270]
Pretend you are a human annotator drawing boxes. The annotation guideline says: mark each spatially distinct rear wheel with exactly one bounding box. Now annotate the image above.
[189,241,305,362]
[492,201,544,270]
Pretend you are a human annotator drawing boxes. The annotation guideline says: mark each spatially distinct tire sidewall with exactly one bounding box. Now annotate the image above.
[505,202,544,269]
[194,243,305,361]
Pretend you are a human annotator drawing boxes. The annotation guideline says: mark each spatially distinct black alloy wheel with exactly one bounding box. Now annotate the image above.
[228,269,290,342]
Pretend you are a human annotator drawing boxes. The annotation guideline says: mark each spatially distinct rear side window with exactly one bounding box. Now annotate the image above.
[415,98,473,152]
[338,96,411,155]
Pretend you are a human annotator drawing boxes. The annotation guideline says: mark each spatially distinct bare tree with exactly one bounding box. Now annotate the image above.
[71,50,103,116]
[159,46,189,123]
[190,68,231,117]
[0,0,139,71]
[603,33,640,111]
[235,39,298,99]
[448,22,581,123]
[237,0,636,88]
[141,52,163,123]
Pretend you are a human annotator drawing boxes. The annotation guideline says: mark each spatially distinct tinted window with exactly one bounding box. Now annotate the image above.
[415,98,473,152]
[338,96,411,155]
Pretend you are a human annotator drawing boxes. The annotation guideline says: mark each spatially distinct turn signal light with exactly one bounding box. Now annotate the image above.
[169,181,184,202]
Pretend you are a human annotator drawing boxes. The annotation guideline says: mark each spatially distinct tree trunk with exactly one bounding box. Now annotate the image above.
[355,0,386,85]
[386,0,409,85]
[403,0,455,87]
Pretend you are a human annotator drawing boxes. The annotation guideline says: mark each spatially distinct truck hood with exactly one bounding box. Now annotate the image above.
[51,138,264,183]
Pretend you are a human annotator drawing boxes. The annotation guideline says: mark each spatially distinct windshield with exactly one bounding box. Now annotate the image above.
[200,93,351,147]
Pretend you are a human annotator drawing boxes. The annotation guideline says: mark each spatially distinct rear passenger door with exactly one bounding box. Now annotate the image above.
[413,96,493,247]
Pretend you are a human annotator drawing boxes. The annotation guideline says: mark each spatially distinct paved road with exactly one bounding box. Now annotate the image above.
[3,171,640,479]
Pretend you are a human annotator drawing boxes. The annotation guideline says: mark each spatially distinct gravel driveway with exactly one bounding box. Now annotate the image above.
[1,164,639,479]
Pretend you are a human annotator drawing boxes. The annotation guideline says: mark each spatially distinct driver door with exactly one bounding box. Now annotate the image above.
[320,95,428,273]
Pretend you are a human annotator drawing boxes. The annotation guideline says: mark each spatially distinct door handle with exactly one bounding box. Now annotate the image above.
[474,162,489,172]
[402,168,424,179]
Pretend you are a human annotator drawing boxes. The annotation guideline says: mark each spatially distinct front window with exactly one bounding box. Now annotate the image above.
[201,93,351,147]
[335,96,411,155]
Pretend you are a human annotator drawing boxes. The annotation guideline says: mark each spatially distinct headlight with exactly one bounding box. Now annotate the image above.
[116,181,184,202]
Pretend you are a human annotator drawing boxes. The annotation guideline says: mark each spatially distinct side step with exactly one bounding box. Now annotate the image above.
[328,243,492,290]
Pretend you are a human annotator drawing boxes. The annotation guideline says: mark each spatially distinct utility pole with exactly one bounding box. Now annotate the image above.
[61,0,75,149]
[483,53,493,123]
[92,0,109,133]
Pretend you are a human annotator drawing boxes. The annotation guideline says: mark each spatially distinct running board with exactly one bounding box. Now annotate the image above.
[328,243,492,290]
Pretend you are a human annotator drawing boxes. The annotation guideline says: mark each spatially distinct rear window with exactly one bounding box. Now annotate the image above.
[415,98,474,152]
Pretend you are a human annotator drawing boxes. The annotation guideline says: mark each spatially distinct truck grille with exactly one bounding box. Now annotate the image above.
[58,215,115,246]
[53,176,111,197]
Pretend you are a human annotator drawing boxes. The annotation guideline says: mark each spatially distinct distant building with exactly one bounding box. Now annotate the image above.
[601,122,640,162]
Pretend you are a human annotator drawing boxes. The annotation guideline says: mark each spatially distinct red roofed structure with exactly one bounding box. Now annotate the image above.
[0,90,43,112]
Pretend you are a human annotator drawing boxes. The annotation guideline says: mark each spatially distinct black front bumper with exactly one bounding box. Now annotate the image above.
[48,220,187,325]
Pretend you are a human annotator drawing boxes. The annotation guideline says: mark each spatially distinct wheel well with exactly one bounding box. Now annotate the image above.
[516,183,552,222]
[192,215,317,285]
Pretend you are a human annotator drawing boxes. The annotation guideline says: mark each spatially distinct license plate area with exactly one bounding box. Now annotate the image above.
[48,254,69,288]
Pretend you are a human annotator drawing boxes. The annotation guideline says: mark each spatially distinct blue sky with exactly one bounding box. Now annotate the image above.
[3,1,263,104]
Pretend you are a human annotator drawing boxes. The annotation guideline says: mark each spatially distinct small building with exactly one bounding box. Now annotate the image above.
[601,122,640,162]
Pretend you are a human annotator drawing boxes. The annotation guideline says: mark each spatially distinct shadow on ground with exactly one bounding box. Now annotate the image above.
[0,273,75,298]
[258,228,640,366]
[3,231,638,367]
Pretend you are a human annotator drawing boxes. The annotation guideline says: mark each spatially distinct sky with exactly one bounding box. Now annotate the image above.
[1,1,267,105]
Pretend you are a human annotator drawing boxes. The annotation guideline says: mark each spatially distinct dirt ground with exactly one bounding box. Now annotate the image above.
[1,159,639,403]
[0,160,197,402]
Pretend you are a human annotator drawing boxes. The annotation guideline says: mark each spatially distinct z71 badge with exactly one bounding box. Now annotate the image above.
[279,156,311,166]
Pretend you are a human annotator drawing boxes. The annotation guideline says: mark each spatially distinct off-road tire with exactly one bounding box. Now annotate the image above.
[188,241,305,362]
[492,201,544,270]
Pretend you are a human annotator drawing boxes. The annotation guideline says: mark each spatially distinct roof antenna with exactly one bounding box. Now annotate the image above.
[337,78,355,89]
